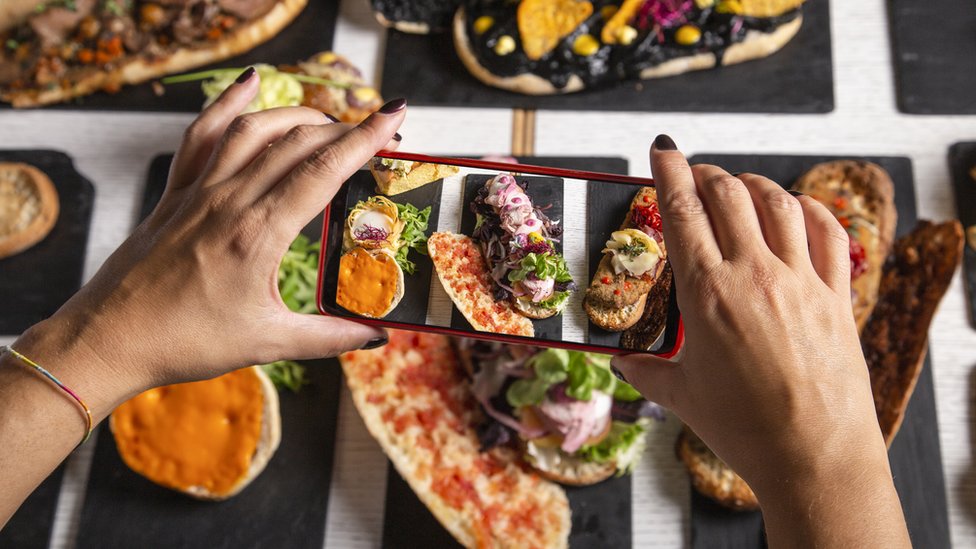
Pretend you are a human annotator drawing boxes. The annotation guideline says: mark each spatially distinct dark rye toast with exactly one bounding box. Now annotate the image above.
[862,220,964,445]
[678,220,963,510]
[584,186,668,331]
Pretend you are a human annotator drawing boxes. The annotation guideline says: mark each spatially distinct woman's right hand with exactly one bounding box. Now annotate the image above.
[614,136,909,547]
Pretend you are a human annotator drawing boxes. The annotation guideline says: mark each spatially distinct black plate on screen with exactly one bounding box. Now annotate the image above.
[320,170,444,324]
[2,0,338,112]
[75,154,343,549]
[948,143,976,328]
[687,154,949,549]
[379,0,832,113]
[889,0,976,114]
[450,172,565,340]
[383,156,634,549]
[0,150,94,335]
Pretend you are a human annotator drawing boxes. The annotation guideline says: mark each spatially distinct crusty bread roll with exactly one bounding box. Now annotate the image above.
[0,162,59,260]
[522,440,617,486]
[110,366,281,501]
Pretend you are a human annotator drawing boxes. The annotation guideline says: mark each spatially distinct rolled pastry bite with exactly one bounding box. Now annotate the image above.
[471,173,576,320]
[110,366,281,500]
[458,340,664,485]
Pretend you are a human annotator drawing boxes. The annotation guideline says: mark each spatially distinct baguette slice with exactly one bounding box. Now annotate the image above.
[678,221,964,511]
[862,220,964,445]
[0,162,59,259]
[368,159,459,196]
[428,232,535,337]
[340,331,571,549]
[793,160,897,333]
[110,366,281,501]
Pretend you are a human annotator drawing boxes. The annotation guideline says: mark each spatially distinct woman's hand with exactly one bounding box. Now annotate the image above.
[15,69,403,415]
[613,136,909,547]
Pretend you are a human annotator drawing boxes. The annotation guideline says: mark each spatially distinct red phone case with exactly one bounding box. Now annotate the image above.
[316,152,684,357]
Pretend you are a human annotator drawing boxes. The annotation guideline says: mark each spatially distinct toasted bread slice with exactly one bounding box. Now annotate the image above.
[428,232,535,337]
[676,426,759,511]
[369,159,459,196]
[340,331,571,548]
[793,160,897,333]
[523,440,617,486]
[110,366,281,501]
[585,293,647,332]
[0,162,59,259]
[620,263,674,351]
[862,220,964,446]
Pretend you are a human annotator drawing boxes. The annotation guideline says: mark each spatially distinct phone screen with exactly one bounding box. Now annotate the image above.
[318,153,680,356]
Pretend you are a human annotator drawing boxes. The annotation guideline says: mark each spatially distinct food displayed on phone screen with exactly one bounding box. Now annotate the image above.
[320,156,676,353]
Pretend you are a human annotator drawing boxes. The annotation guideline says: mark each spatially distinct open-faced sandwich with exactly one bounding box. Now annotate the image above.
[585,186,668,332]
[339,331,572,549]
[336,196,431,318]
[458,341,663,485]
[369,0,461,34]
[678,219,963,511]
[0,0,307,107]
[471,173,576,319]
[166,51,384,123]
[368,157,460,196]
[110,366,281,500]
[453,0,806,95]
[428,231,536,337]
[0,162,59,260]
[793,160,897,333]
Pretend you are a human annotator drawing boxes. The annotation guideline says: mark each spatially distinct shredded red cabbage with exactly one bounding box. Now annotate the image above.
[354,224,389,242]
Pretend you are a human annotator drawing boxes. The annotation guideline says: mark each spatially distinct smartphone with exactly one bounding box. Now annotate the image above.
[317,152,683,356]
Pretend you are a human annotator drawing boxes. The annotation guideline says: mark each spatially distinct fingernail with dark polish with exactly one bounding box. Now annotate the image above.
[611,366,628,382]
[379,97,407,114]
[654,134,677,151]
[324,113,340,123]
[788,190,804,197]
[361,336,388,350]
[732,172,744,177]
[235,66,256,84]
[392,132,402,142]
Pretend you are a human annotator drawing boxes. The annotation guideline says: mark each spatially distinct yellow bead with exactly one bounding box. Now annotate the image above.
[572,33,600,56]
[494,35,516,56]
[675,24,701,46]
[473,16,494,35]
[716,0,744,14]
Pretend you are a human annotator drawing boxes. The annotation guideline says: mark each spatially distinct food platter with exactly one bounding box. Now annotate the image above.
[379,0,833,113]
[686,153,950,549]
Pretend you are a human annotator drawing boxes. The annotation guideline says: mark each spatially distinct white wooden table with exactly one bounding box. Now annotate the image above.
[1,0,974,547]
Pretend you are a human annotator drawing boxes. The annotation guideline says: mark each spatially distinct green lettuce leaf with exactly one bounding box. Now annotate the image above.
[505,348,643,406]
[578,420,649,474]
[394,202,432,275]
[507,252,573,284]
[261,360,308,393]
[278,234,321,314]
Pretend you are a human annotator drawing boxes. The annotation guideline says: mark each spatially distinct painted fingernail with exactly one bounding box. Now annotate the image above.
[392,132,402,142]
[235,66,256,84]
[379,98,407,114]
[611,366,628,383]
[654,134,677,151]
[324,113,340,123]
[361,336,388,350]
[788,190,804,197]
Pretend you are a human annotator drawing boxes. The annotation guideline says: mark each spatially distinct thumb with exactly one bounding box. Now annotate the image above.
[611,354,684,410]
[275,313,387,360]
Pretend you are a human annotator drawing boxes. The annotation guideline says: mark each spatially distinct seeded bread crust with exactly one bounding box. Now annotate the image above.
[0,162,59,260]
[676,426,759,511]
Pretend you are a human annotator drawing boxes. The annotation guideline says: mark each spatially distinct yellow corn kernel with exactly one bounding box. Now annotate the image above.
[716,0,744,14]
[494,35,516,55]
[353,87,378,103]
[615,25,638,46]
[695,0,715,8]
[572,33,600,56]
[675,24,702,46]
[474,16,494,34]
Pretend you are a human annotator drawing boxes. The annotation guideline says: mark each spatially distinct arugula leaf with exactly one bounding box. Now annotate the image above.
[277,234,321,314]
[261,361,308,393]
[394,203,431,275]
[507,252,573,284]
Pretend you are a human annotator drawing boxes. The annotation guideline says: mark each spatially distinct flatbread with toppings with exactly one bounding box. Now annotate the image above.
[339,331,570,549]
[454,0,806,95]
[0,0,307,107]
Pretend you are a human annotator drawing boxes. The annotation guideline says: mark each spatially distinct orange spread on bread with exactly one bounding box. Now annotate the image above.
[111,368,264,496]
[336,248,398,317]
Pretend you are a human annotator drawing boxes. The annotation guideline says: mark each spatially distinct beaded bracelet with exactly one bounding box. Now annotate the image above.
[1,345,94,446]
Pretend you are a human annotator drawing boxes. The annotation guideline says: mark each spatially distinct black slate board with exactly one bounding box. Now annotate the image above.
[889,0,976,114]
[687,154,950,549]
[0,150,94,335]
[320,169,444,325]
[5,0,339,112]
[948,142,976,328]
[380,0,833,113]
[384,156,634,549]
[0,466,65,549]
[75,155,344,548]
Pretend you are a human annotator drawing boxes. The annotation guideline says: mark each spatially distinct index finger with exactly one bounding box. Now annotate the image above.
[650,134,723,275]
